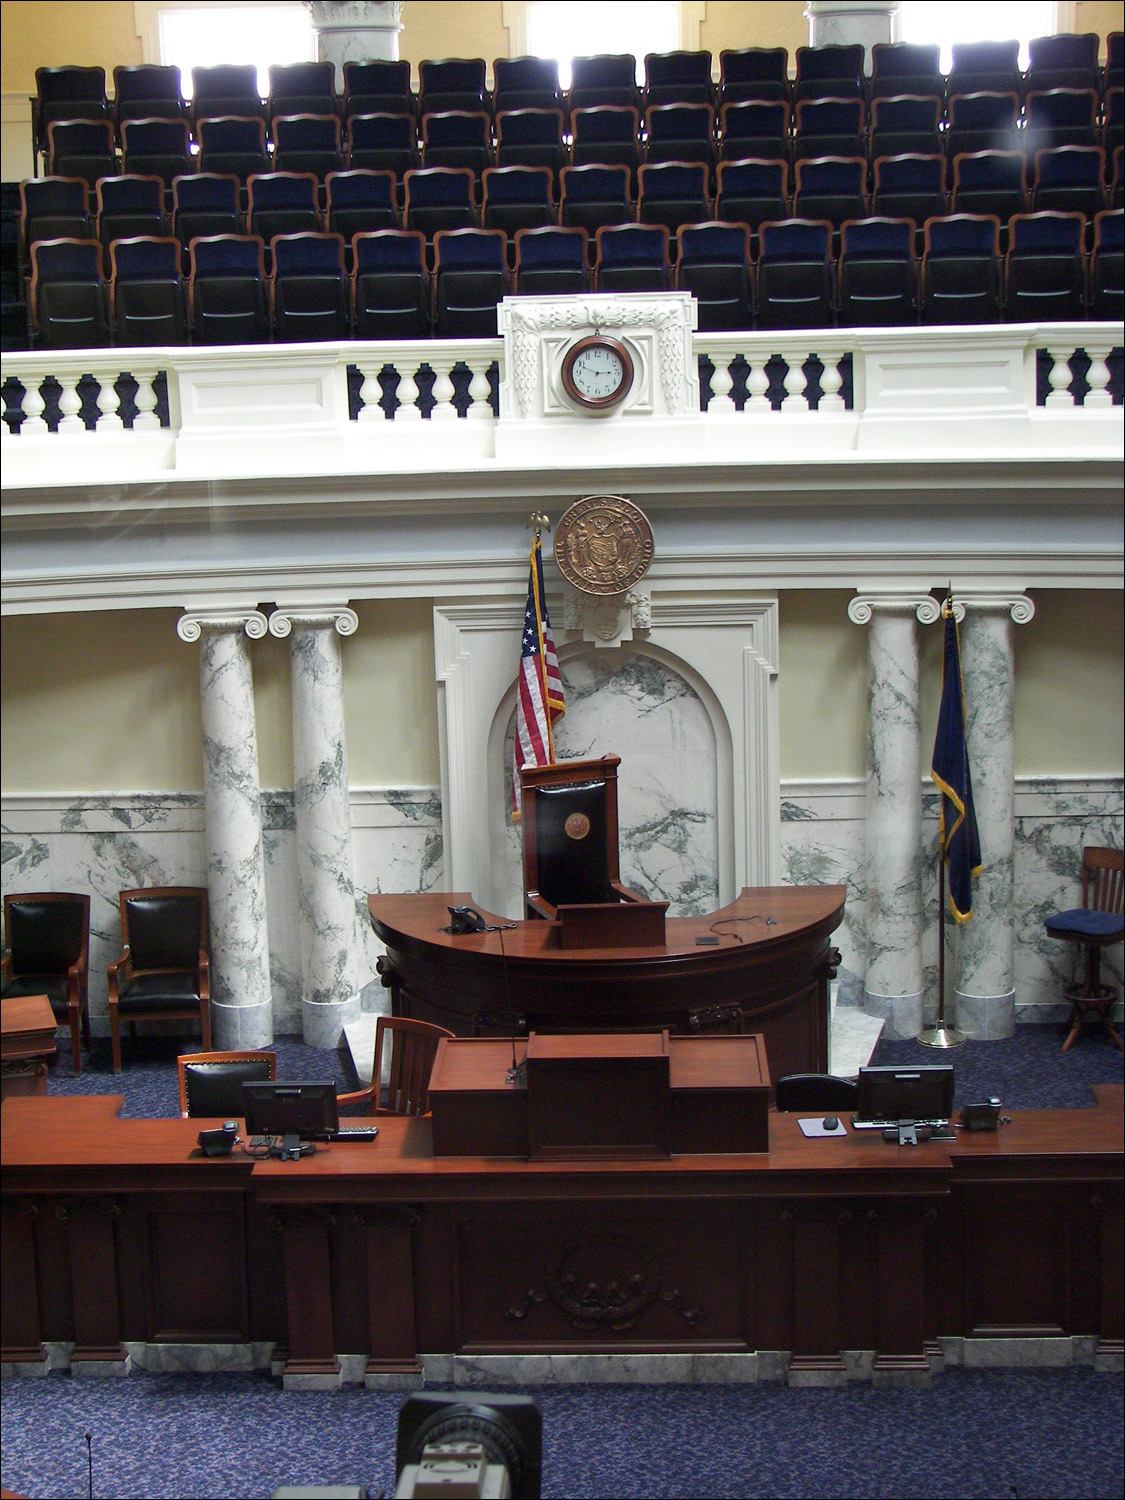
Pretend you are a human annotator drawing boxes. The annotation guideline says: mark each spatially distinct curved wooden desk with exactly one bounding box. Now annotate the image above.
[368,887,846,1081]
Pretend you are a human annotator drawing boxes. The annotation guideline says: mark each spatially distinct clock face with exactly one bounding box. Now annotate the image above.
[561,336,634,411]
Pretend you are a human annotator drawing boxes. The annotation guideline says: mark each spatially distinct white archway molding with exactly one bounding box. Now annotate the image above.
[434,593,780,914]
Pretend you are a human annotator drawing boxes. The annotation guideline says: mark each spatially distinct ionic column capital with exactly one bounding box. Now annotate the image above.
[949,592,1036,624]
[177,608,268,642]
[847,592,942,626]
[268,602,359,638]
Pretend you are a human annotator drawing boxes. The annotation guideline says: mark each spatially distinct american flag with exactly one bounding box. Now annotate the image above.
[511,534,565,819]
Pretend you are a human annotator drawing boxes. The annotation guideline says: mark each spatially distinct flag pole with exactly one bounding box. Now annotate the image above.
[919,587,967,1049]
[919,840,965,1048]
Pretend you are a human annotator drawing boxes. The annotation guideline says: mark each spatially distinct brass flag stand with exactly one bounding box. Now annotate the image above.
[919,849,966,1048]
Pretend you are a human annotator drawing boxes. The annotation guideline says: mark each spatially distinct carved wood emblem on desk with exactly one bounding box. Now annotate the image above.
[554,496,654,596]
[507,1234,701,1332]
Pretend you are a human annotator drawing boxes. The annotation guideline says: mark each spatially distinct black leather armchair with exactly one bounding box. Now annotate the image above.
[108,886,210,1072]
[2,891,90,1073]
[177,1049,275,1117]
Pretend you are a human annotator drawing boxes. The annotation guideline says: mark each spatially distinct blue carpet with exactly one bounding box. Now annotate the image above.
[1,1366,1121,1499]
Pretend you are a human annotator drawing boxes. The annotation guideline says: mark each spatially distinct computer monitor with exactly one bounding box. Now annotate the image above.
[241,1079,340,1143]
[855,1064,955,1144]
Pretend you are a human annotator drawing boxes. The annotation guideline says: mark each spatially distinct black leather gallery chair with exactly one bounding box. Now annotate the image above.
[2,891,90,1073]
[108,886,210,1072]
[519,755,645,920]
[178,1049,276,1117]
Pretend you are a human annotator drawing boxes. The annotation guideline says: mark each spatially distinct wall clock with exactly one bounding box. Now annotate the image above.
[560,334,635,413]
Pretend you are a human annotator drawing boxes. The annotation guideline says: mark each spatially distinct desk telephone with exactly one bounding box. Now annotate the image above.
[447,904,489,934]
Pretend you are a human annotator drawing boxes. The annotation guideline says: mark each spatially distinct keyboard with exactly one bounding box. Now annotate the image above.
[850,1117,949,1132]
[333,1126,379,1141]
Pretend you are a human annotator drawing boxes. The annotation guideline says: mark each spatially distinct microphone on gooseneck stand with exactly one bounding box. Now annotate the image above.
[498,928,526,1088]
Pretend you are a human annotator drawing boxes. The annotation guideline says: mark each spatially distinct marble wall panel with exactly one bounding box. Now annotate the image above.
[3,776,1119,1030]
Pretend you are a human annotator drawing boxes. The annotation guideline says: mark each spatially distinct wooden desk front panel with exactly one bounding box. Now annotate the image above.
[4,1092,1121,1368]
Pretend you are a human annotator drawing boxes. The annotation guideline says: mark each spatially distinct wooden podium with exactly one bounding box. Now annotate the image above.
[428,1031,771,1159]
[554,901,668,949]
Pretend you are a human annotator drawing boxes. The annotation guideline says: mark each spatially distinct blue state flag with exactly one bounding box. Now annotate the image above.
[931,599,981,923]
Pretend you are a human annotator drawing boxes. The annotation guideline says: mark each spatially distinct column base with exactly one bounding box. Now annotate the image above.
[302,995,361,1050]
[954,989,1016,1040]
[210,997,274,1049]
[862,989,923,1041]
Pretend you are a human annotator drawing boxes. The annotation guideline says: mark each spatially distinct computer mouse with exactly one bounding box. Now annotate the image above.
[823,1116,840,1131]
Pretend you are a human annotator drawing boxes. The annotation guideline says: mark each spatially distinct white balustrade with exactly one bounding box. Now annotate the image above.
[1,327,1120,480]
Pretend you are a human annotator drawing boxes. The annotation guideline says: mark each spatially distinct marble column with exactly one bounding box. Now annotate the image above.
[848,592,941,1039]
[952,593,1035,1040]
[306,0,404,91]
[177,609,274,1048]
[805,1,896,61]
[269,603,361,1049]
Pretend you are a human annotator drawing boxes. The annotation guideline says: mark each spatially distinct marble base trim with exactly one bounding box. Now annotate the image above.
[124,1341,275,1374]
[302,994,361,1049]
[210,997,274,1049]
[862,988,923,1041]
[955,988,1016,1040]
[938,1336,1107,1370]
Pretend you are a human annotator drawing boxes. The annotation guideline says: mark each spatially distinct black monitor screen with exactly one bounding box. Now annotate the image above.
[242,1079,339,1140]
[856,1064,954,1123]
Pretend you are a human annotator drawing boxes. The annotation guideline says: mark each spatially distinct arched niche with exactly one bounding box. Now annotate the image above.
[434,594,780,916]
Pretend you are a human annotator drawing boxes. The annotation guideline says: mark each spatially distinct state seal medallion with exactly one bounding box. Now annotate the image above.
[553,495,654,597]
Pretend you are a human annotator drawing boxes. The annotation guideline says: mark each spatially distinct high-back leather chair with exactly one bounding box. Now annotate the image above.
[519,755,644,920]
[178,1049,276,1117]
[2,891,90,1073]
[108,886,210,1072]
[1044,846,1124,1051]
[335,1015,454,1116]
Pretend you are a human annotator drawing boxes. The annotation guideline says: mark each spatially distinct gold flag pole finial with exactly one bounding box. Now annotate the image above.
[527,512,551,541]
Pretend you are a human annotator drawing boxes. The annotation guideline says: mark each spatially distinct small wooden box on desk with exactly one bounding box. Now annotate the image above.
[429,1031,771,1159]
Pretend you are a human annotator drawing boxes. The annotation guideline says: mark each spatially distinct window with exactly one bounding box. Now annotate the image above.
[524,1,681,88]
[897,2,1060,71]
[156,3,314,98]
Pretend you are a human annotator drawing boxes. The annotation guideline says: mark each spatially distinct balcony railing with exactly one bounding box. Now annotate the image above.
[1,322,1121,487]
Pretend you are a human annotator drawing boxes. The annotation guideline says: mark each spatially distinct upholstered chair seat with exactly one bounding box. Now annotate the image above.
[2,892,90,1072]
[108,886,210,1071]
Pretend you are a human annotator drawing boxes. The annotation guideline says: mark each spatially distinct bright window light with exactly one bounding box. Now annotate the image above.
[897,2,1058,72]
[525,1,680,89]
[158,5,315,99]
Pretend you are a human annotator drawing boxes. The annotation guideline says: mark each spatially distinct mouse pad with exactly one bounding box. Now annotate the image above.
[798,1117,848,1137]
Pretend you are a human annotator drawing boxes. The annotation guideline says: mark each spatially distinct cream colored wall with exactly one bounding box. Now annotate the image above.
[399,1,510,80]
[3,591,1119,797]
[701,1,809,61]
[778,590,866,780]
[0,2,140,91]
[0,599,442,795]
[1076,2,1125,55]
[0,607,203,793]
[1014,589,1124,776]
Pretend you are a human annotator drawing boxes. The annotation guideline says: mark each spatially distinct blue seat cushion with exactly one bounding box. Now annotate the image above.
[1044,909,1124,938]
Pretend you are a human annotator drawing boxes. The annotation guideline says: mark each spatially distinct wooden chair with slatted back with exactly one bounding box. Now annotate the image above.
[336,1015,454,1116]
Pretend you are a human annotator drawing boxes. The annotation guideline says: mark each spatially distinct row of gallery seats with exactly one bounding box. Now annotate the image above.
[15,154,1125,278]
[17,211,1124,350]
[37,91,1125,196]
[31,34,1125,150]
